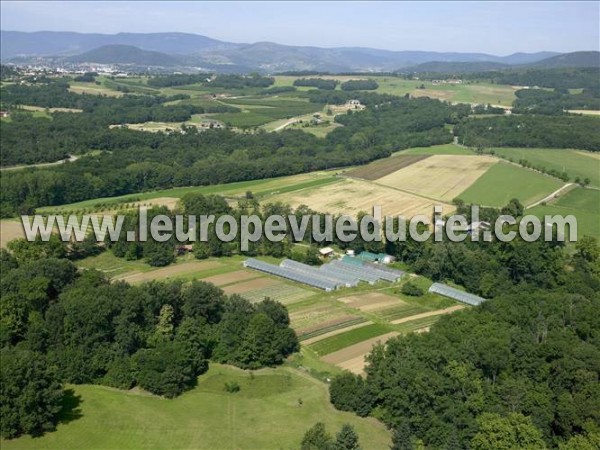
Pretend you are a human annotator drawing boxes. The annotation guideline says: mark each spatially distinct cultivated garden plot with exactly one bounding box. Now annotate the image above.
[337,292,407,312]
[321,331,399,374]
[200,269,262,287]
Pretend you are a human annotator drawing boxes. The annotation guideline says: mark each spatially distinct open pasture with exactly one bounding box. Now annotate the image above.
[374,78,517,106]
[458,161,565,207]
[271,177,453,218]
[68,82,124,97]
[1,364,390,450]
[528,187,599,239]
[492,147,600,188]
[113,260,224,284]
[375,154,497,202]
[345,155,431,180]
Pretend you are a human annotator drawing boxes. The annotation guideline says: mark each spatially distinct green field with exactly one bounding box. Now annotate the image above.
[492,148,600,188]
[213,97,323,128]
[36,172,340,214]
[458,162,564,207]
[528,188,600,239]
[272,75,518,106]
[2,365,390,450]
[309,323,393,356]
[398,143,475,156]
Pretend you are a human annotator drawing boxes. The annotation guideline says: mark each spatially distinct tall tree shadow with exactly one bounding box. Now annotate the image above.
[56,388,83,425]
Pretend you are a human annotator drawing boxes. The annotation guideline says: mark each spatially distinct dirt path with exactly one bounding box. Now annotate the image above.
[527,183,574,208]
[391,305,466,325]
[273,119,297,131]
[1,154,79,171]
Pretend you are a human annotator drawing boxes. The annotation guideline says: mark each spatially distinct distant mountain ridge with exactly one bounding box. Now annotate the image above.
[2,30,596,73]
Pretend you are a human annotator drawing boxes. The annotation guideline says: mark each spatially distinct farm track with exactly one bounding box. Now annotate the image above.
[527,183,575,209]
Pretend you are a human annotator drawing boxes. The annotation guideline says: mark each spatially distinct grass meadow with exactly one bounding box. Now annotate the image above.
[458,162,564,207]
[492,148,600,188]
[1,365,390,450]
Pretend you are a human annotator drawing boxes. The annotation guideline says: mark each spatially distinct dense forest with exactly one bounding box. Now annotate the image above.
[454,115,600,150]
[512,88,600,114]
[293,78,339,90]
[340,79,379,91]
[330,234,600,449]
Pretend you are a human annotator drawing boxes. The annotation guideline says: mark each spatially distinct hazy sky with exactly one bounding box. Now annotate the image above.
[1,1,598,55]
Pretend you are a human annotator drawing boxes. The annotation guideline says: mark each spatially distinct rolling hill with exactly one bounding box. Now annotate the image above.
[67,45,181,66]
[1,30,566,72]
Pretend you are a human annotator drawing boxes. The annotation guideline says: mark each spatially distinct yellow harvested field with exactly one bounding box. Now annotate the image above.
[302,321,373,346]
[337,292,406,312]
[271,178,453,218]
[0,220,26,248]
[221,277,281,295]
[568,110,600,116]
[322,332,399,374]
[390,305,466,324]
[68,85,123,97]
[376,155,497,201]
[200,269,262,287]
[113,261,223,284]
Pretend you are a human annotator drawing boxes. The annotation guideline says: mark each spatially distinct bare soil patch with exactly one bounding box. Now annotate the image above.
[338,292,406,312]
[222,277,281,295]
[322,332,399,373]
[346,155,431,180]
[0,220,26,248]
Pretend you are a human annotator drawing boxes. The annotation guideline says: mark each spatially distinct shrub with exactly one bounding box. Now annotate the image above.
[401,281,424,297]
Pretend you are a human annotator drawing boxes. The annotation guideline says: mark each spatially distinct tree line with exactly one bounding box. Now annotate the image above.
[454,115,600,151]
[293,78,339,90]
